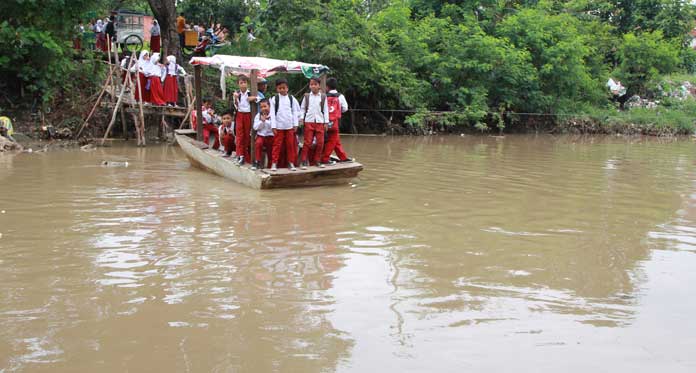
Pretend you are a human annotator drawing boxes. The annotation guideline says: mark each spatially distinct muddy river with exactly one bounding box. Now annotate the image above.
[1,135,695,372]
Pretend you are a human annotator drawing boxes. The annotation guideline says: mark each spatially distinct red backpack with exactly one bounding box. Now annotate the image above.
[327,92,342,124]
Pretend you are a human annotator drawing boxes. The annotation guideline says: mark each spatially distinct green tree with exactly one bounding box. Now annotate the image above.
[616,31,680,96]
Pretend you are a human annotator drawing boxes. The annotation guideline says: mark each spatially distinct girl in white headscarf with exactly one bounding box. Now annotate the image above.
[133,50,150,102]
[146,53,167,105]
[163,55,187,106]
[95,20,105,51]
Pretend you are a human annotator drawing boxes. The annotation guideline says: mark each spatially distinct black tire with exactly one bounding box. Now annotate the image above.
[123,34,143,54]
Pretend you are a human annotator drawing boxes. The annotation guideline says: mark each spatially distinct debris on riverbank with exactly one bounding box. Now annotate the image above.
[0,135,23,152]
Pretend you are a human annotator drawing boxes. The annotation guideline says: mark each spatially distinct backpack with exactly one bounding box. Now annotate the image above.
[274,94,297,117]
[302,92,326,122]
[326,92,342,123]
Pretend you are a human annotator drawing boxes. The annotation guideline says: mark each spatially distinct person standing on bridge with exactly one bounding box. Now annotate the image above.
[163,55,186,106]
[150,20,161,54]
[145,53,166,106]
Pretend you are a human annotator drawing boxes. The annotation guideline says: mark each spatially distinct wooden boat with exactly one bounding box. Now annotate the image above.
[175,131,363,189]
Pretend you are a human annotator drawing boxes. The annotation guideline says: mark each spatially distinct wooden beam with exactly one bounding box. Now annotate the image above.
[320,75,327,93]
[195,65,203,142]
[135,69,146,146]
[250,69,258,163]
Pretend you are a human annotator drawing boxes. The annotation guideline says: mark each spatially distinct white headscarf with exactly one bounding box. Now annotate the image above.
[148,53,164,79]
[137,50,151,73]
[166,56,177,76]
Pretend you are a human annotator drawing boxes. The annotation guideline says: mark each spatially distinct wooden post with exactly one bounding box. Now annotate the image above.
[179,97,195,129]
[320,74,327,93]
[134,53,146,146]
[120,108,128,140]
[194,65,203,142]
[101,68,132,145]
[250,69,258,163]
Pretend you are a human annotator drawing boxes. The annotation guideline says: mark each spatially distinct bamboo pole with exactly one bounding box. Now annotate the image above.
[179,97,195,129]
[106,35,116,101]
[134,53,146,146]
[75,65,114,138]
[194,65,203,142]
[101,57,136,145]
[249,70,259,164]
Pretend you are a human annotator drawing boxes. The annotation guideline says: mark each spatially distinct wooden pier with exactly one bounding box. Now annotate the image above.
[76,49,195,146]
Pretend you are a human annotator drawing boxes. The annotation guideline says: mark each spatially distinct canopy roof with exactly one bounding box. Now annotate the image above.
[189,55,329,78]
[190,55,330,99]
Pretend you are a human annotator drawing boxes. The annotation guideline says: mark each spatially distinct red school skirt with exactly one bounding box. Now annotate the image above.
[148,76,166,106]
[163,75,178,104]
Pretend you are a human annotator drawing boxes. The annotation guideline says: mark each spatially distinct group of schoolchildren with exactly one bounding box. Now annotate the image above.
[194,76,351,172]
[122,50,187,107]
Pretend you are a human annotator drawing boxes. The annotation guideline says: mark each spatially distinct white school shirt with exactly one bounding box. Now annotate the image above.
[300,92,330,123]
[327,89,349,113]
[237,90,251,113]
[166,63,186,76]
[270,94,300,130]
[253,113,274,137]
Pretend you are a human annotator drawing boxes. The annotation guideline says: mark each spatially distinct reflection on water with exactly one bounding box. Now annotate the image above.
[1,135,696,372]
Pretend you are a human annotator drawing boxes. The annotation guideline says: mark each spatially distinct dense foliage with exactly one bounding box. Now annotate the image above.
[2,0,695,133]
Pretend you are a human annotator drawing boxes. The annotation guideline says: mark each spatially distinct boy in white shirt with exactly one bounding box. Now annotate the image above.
[270,78,301,171]
[251,99,274,170]
[299,77,329,169]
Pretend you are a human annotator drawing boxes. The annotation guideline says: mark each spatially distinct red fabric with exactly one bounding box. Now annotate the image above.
[134,73,149,102]
[96,33,105,51]
[322,128,348,163]
[327,96,342,123]
[203,123,220,150]
[272,128,297,166]
[254,135,274,168]
[222,133,235,154]
[148,76,166,105]
[163,75,178,104]
[73,38,82,51]
[300,122,325,165]
[151,35,161,53]
[235,112,252,161]
[220,124,234,153]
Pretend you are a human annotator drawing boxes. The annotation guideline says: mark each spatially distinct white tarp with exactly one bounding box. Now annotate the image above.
[189,55,330,99]
[607,78,627,97]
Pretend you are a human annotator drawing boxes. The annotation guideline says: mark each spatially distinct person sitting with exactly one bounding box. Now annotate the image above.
[192,98,221,150]
[192,35,210,57]
[219,110,235,157]
[252,99,274,170]
[0,116,15,142]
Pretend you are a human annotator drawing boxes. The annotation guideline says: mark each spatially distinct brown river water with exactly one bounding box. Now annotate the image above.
[1,135,696,372]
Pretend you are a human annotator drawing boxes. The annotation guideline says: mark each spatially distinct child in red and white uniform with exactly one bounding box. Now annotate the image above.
[192,98,220,150]
[163,55,186,107]
[134,51,150,103]
[322,77,352,164]
[219,110,235,156]
[232,76,257,165]
[299,77,329,169]
[270,78,301,171]
[145,53,166,106]
[251,99,274,170]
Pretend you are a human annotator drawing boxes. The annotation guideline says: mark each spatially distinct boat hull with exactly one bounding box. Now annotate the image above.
[175,134,363,189]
